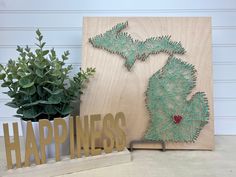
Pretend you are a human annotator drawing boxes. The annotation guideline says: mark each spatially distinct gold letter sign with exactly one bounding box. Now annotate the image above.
[3,112,126,169]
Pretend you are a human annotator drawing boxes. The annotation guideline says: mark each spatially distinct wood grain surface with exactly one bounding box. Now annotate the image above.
[80,17,214,150]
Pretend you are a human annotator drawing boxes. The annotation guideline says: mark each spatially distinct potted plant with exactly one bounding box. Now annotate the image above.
[0,30,95,158]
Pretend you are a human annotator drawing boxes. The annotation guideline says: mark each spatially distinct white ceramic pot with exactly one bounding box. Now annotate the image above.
[21,115,70,159]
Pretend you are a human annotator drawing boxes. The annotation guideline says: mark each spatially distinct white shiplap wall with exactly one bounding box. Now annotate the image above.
[0,0,236,135]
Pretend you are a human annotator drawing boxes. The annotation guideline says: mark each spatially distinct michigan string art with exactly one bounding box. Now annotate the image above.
[89,21,209,143]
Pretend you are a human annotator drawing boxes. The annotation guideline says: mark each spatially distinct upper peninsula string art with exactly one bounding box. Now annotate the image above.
[89,21,209,144]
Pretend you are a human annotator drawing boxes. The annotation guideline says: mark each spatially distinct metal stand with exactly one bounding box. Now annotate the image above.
[129,140,166,152]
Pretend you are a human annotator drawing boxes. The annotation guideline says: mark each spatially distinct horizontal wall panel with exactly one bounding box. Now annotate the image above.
[1,12,236,27]
[214,82,236,98]
[213,65,236,81]
[213,29,236,44]
[215,118,236,135]
[0,100,17,117]
[0,0,236,11]
[213,46,236,62]
[0,31,82,45]
[214,100,236,117]
[0,29,235,46]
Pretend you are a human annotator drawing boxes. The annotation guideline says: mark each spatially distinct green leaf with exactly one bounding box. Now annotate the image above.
[27,85,37,95]
[43,87,63,95]
[36,69,44,78]
[1,81,11,87]
[48,95,61,104]
[20,86,36,96]
[42,87,53,94]
[17,70,26,77]
[3,90,16,97]
[25,45,30,52]
[51,70,61,77]
[42,50,49,56]
[0,64,4,71]
[0,73,6,80]
[34,61,47,69]
[37,86,46,97]
[16,46,23,53]
[36,29,41,37]
[22,107,42,119]
[11,82,19,91]
[14,115,23,118]
[60,95,70,104]
[5,101,17,108]
[21,100,48,108]
[44,105,57,115]
[19,77,34,88]
[55,105,73,115]
[7,74,13,80]
[39,80,61,86]
[41,42,46,48]
[38,36,43,41]
[16,108,23,114]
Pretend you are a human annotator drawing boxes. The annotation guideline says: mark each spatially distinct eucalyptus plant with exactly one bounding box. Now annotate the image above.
[0,30,95,121]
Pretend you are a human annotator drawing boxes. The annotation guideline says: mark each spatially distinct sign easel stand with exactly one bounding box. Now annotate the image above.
[130,140,166,151]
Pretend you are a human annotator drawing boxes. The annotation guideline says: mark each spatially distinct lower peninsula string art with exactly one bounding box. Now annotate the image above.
[145,57,209,143]
[89,21,209,147]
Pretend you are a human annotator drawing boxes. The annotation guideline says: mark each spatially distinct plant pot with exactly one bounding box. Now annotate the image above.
[21,115,70,160]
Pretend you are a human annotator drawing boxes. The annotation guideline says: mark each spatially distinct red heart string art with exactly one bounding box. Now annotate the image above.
[173,115,183,124]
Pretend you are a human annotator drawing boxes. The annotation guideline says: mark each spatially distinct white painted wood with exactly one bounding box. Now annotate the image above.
[213,29,236,44]
[1,148,131,177]
[0,31,82,45]
[0,12,236,27]
[0,29,235,45]
[213,46,236,62]
[214,82,236,98]
[215,119,236,135]
[214,65,236,81]
[214,100,236,117]
[0,0,235,10]
[0,0,236,135]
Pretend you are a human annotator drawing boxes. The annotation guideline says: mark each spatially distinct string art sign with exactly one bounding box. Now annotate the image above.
[81,17,214,150]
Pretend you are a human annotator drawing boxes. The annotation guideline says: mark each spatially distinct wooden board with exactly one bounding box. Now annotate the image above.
[80,17,214,150]
[1,149,131,177]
